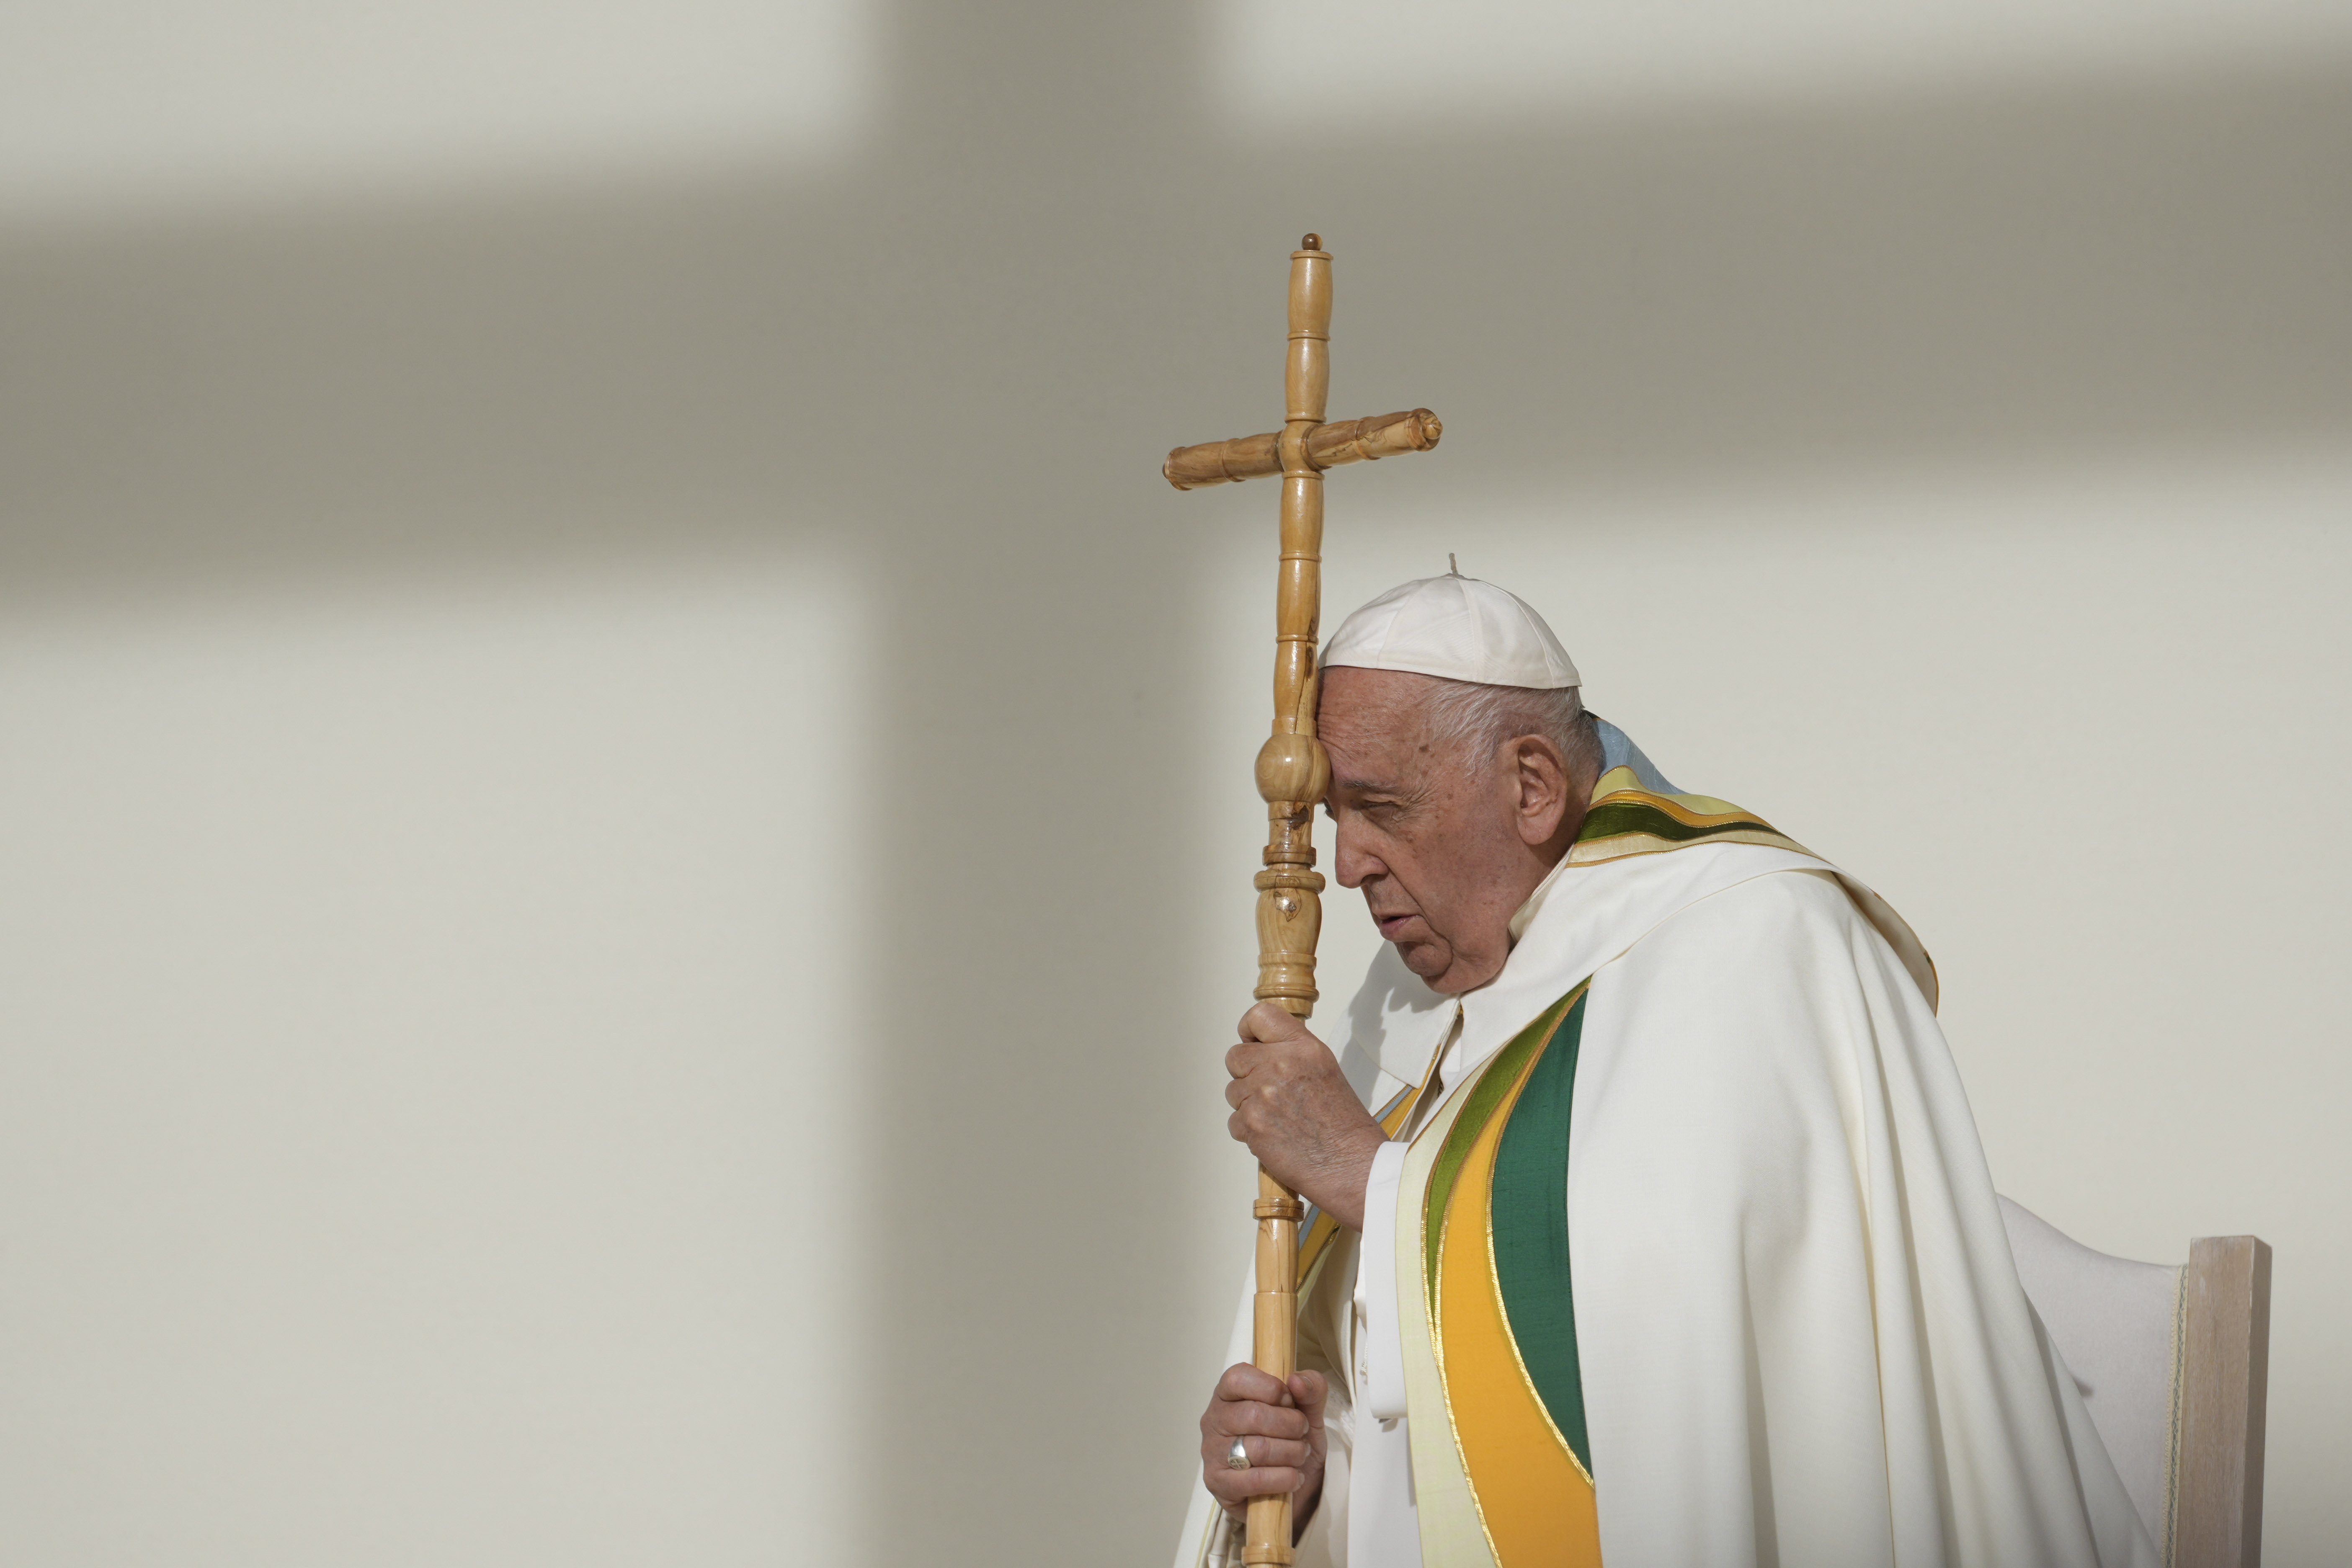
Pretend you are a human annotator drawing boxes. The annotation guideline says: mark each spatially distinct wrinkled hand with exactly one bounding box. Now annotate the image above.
[1199,1364,1329,1526]
[1225,1002,1387,1230]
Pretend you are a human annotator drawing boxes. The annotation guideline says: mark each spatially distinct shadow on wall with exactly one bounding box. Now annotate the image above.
[2,0,2347,1562]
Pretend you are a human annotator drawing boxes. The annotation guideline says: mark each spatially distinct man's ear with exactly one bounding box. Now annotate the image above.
[1513,736,1572,846]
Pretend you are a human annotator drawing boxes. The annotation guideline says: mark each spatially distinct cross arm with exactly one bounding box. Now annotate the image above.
[1162,407,1442,491]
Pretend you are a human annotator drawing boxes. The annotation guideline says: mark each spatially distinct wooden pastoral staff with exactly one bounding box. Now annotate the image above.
[1163,236,1443,1567]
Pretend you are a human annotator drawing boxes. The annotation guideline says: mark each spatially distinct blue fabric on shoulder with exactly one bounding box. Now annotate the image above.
[1591,714,1679,795]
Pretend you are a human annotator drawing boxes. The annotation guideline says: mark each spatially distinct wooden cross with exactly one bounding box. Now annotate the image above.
[1162,235,1442,1567]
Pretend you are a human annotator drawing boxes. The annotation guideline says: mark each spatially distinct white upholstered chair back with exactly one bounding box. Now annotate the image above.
[1998,1196,2272,1568]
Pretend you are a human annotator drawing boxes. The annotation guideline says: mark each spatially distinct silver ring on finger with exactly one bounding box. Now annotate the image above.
[1225,1437,1251,1471]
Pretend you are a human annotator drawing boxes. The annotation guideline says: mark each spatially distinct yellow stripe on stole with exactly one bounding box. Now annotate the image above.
[1587,788,1756,828]
[1435,1045,1602,1568]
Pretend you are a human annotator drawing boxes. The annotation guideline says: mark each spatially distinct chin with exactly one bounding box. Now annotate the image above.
[1395,943,1452,985]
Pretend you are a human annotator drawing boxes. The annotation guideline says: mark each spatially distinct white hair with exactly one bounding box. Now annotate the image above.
[1415,677,1603,782]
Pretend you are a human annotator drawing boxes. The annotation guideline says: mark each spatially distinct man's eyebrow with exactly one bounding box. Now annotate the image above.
[1333,777,1408,797]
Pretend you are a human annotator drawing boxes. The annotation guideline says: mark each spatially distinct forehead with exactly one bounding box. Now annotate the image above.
[1317,667,1434,758]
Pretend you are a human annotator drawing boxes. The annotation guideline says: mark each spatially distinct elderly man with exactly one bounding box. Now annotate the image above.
[1175,575,2153,1568]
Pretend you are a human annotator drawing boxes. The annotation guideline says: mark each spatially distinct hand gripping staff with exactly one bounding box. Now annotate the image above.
[1163,236,1443,1565]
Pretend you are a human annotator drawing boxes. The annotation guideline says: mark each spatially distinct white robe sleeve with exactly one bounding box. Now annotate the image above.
[1355,1138,1412,1423]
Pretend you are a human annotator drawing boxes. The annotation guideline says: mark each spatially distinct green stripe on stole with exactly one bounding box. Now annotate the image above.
[1576,799,1773,846]
[1419,981,1603,1566]
[1490,988,1592,1474]
[1422,988,1580,1303]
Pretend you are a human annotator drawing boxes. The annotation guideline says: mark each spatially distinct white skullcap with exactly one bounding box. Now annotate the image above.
[1323,572,1581,690]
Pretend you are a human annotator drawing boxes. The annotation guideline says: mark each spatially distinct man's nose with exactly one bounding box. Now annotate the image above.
[1331,820,1381,889]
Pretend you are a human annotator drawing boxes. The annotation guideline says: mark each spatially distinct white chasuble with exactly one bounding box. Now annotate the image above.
[1177,764,2156,1568]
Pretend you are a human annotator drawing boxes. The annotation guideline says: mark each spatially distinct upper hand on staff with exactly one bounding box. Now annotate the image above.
[1225,1002,1387,1230]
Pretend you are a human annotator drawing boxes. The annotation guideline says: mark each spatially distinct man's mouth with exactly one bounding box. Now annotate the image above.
[1373,911,1419,939]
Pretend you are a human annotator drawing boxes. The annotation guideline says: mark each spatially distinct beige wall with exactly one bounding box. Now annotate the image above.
[2,2,2346,1563]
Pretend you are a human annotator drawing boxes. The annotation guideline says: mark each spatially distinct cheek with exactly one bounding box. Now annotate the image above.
[1367,832,1433,902]
[1395,854,1460,919]
[1383,818,1490,918]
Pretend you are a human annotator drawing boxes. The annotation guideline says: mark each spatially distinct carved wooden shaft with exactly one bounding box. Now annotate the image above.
[1254,240,1332,1017]
[1241,237,1335,1568]
[1162,232,1440,1567]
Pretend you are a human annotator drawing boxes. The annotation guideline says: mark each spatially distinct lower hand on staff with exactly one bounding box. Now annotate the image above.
[1226,1002,1387,1229]
[1199,1363,1330,1526]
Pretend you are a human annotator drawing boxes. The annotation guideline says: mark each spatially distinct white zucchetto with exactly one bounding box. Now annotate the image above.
[1323,573,1581,690]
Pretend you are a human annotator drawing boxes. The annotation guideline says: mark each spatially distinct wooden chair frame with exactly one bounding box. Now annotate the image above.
[2175,1235,2272,1568]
